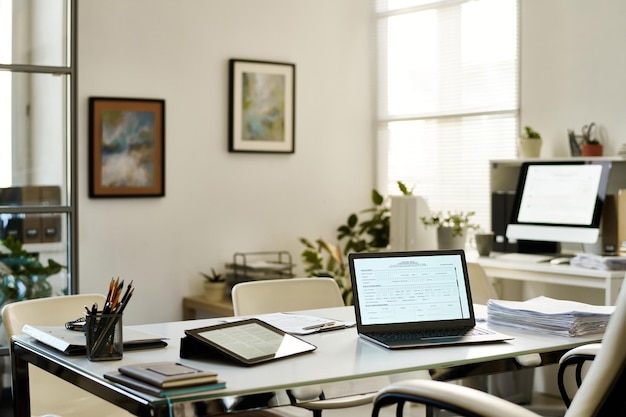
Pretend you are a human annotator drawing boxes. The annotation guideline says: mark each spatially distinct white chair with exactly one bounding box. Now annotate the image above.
[370,282,626,417]
[466,262,498,304]
[231,277,345,316]
[2,294,133,417]
[231,277,376,417]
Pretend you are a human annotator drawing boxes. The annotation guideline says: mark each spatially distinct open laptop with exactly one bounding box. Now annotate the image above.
[348,249,512,349]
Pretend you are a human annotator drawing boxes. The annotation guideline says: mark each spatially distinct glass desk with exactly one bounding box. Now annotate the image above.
[10,306,602,417]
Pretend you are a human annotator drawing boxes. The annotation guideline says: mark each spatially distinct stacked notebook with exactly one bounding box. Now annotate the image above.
[104,361,225,397]
[487,296,615,337]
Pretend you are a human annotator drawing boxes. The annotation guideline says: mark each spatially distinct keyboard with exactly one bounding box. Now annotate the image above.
[370,327,493,342]
[496,253,553,263]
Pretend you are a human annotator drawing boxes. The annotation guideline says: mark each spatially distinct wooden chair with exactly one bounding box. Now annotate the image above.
[2,294,133,417]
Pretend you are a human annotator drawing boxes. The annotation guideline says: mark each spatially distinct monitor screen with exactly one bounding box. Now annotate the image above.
[506,160,612,245]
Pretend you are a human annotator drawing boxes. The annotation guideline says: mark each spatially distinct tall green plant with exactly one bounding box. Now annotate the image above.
[299,189,390,304]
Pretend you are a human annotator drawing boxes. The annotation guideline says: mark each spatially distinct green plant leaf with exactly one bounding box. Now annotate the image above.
[397,181,414,196]
[372,189,384,205]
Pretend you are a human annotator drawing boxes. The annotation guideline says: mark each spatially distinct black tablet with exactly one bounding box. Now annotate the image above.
[184,318,317,365]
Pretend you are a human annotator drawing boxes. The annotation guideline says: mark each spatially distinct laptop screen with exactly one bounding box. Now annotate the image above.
[349,250,474,327]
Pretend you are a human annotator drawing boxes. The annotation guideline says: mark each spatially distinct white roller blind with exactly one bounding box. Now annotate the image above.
[376,0,519,230]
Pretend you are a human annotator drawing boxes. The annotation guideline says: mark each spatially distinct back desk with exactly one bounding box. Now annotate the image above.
[11,306,602,417]
[477,254,625,305]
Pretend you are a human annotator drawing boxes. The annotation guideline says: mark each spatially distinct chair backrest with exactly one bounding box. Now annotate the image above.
[2,294,132,417]
[565,281,626,416]
[231,277,344,316]
[466,262,498,305]
[2,293,106,339]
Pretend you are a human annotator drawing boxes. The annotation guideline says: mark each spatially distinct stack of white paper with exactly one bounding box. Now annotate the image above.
[487,296,614,337]
[571,253,626,271]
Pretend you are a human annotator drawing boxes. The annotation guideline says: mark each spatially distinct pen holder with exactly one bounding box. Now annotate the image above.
[85,312,123,361]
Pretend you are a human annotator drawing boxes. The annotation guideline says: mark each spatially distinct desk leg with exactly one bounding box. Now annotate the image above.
[607,278,621,305]
[182,304,195,320]
[11,342,30,417]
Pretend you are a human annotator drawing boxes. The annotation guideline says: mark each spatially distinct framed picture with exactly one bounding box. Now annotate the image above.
[89,97,165,198]
[229,59,295,153]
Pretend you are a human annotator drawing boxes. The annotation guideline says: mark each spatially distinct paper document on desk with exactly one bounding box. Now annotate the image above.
[253,313,355,335]
[22,324,168,355]
[487,296,614,337]
[571,253,626,271]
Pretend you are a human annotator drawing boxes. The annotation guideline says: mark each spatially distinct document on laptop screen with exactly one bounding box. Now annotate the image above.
[352,253,472,325]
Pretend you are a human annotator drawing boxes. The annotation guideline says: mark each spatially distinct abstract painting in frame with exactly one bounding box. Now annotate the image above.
[229,59,295,153]
[89,97,165,197]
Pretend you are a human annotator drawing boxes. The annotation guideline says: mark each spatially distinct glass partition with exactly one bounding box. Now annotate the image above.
[0,0,69,67]
[0,71,68,200]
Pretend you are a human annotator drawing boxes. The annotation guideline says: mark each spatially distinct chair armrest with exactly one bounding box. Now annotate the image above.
[297,393,375,410]
[372,380,540,417]
[557,343,601,407]
[559,343,601,364]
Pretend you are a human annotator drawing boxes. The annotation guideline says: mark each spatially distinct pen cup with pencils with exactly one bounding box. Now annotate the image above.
[85,312,123,361]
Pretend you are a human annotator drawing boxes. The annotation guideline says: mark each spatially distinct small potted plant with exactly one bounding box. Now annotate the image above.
[200,268,226,302]
[580,122,603,156]
[421,211,479,249]
[518,125,542,158]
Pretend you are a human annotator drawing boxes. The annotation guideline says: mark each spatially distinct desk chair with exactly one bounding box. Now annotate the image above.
[231,277,376,417]
[465,263,536,407]
[466,262,498,304]
[371,282,626,417]
[2,294,133,417]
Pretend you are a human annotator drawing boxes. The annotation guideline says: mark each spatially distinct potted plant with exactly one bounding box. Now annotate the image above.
[580,122,603,156]
[299,188,391,304]
[200,268,226,302]
[518,125,542,158]
[421,211,479,249]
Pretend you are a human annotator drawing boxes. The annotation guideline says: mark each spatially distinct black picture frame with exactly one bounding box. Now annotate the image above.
[228,59,295,153]
[88,97,165,198]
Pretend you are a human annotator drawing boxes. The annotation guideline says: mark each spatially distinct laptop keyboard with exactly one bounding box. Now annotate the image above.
[371,326,494,342]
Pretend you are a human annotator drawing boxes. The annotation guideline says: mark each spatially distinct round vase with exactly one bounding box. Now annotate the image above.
[437,227,467,250]
[203,281,226,301]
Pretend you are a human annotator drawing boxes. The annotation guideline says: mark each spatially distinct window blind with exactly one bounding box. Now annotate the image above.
[376,0,519,230]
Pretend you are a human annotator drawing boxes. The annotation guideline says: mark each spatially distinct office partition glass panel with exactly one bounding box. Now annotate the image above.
[0,72,68,202]
[0,0,76,309]
[0,0,69,67]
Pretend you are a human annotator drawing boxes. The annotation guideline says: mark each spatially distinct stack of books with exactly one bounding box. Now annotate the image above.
[487,296,615,337]
[104,361,225,397]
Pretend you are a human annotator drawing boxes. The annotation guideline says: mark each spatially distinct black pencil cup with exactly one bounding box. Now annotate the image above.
[85,312,123,361]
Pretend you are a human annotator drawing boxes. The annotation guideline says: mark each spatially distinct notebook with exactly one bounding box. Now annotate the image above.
[348,249,512,349]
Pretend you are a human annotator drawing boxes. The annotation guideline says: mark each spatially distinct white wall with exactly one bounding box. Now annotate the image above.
[77,0,626,324]
[77,0,375,324]
[520,0,626,156]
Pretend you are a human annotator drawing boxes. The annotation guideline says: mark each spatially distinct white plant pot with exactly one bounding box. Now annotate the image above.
[437,227,467,250]
[518,138,542,158]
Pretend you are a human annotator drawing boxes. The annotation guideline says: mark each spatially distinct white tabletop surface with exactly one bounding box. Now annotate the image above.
[12,305,603,405]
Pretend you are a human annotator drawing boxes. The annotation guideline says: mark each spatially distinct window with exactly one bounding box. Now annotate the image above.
[376,0,519,230]
[0,0,77,297]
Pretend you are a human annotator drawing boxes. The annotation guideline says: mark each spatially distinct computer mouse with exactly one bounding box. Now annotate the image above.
[549,257,571,265]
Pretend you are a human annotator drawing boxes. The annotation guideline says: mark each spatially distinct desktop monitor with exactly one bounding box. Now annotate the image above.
[506,160,612,248]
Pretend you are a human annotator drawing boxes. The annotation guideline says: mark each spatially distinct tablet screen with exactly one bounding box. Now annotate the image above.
[185,319,316,365]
